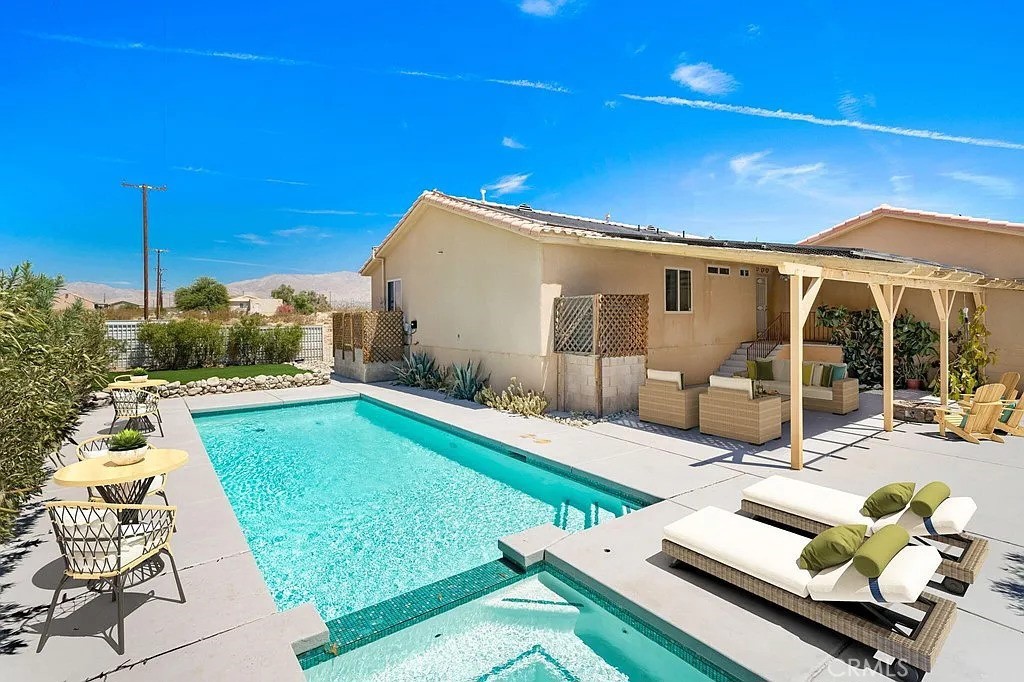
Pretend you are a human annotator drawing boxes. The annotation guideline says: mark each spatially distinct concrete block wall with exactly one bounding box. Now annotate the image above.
[560,353,646,415]
[601,355,646,415]
[334,348,398,383]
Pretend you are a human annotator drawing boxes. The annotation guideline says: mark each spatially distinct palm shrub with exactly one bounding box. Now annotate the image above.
[944,304,996,399]
[0,263,119,542]
[476,377,548,416]
[445,360,489,401]
[393,352,446,389]
[227,315,264,365]
[262,325,304,363]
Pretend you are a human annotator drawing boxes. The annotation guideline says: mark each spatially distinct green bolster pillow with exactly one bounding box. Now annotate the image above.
[797,524,867,571]
[860,481,915,519]
[909,481,951,517]
[853,525,910,578]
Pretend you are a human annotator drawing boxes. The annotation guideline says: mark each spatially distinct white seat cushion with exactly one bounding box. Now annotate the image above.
[772,359,791,381]
[743,476,868,527]
[871,497,977,536]
[710,375,753,400]
[147,473,167,495]
[807,546,941,603]
[56,507,120,538]
[647,369,682,389]
[69,542,147,574]
[803,385,833,400]
[664,507,812,597]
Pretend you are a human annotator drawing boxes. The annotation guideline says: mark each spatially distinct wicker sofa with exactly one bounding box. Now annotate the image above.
[740,358,859,415]
[638,370,707,429]
[699,376,782,445]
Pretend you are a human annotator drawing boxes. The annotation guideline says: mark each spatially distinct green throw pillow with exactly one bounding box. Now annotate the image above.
[746,360,758,380]
[797,524,867,571]
[755,359,774,381]
[909,481,951,517]
[802,363,813,385]
[820,364,835,388]
[853,525,910,578]
[860,482,916,519]
[1001,401,1017,422]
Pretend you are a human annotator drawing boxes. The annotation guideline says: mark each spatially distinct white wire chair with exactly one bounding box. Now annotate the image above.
[37,501,185,655]
[110,387,164,436]
[75,435,170,505]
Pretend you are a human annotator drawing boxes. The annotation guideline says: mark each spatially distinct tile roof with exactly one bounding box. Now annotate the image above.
[800,204,1024,245]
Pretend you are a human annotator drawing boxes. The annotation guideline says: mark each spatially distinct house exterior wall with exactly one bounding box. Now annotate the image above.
[365,208,551,391]
[806,216,1024,378]
[540,244,758,387]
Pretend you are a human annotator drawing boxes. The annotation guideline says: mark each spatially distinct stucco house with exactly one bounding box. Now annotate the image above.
[52,289,96,311]
[228,294,284,315]
[360,192,1023,416]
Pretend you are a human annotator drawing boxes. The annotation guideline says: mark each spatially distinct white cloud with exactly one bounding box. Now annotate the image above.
[235,233,269,246]
[729,151,825,189]
[604,100,619,109]
[279,208,373,215]
[484,173,532,197]
[502,136,526,149]
[174,165,217,174]
[890,174,912,194]
[837,92,876,120]
[274,226,332,238]
[747,24,761,35]
[265,178,309,186]
[27,32,316,66]
[186,256,302,272]
[942,171,1016,197]
[670,62,738,96]
[486,78,571,93]
[398,70,460,80]
[519,0,572,17]
[620,94,1024,151]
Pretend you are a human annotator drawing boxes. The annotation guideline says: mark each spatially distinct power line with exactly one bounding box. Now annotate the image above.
[153,248,169,319]
[121,182,167,319]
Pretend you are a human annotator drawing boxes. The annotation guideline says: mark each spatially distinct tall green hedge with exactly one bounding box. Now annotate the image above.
[138,319,225,369]
[0,263,119,542]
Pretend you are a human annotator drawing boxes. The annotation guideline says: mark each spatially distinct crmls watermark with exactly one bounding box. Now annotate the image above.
[826,657,918,679]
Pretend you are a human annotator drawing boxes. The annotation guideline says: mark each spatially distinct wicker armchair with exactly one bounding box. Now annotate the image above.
[76,435,170,505]
[37,501,185,654]
[110,387,164,436]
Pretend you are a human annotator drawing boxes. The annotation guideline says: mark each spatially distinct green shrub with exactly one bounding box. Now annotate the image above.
[477,377,548,416]
[262,325,304,363]
[394,352,446,389]
[0,262,119,541]
[445,360,489,401]
[109,429,147,451]
[227,315,264,365]
[139,319,225,369]
[945,304,996,399]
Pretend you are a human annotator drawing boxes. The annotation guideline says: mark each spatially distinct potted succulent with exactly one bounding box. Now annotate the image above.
[107,429,149,465]
[905,358,929,391]
[130,367,149,383]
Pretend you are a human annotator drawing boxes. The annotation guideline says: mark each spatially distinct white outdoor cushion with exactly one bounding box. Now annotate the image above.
[871,497,977,536]
[56,506,120,539]
[710,375,753,400]
[772,359,790,381]
[69,542,147,574]
[647,369,682,389]
[743,476,868,527]
[807,546,941,603]
[810,363,824,386]
[664,506,812,597]
[804,385,833,400]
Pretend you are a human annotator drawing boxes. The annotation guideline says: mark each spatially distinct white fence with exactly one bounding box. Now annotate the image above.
[106,321,326,369]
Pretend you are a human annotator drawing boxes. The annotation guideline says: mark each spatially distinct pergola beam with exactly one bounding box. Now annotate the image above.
[931,289,954,435]
[869,282,903,432]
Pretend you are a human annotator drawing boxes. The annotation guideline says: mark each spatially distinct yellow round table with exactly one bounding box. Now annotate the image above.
[54,448,187,514]
[107,378,169,391]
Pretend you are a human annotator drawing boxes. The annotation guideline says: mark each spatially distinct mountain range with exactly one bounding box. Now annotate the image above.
[65,270,371,308]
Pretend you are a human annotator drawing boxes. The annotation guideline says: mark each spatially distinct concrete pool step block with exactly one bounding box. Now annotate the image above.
[498,523,571,569]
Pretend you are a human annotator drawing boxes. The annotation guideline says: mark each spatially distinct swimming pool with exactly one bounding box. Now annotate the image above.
[195,397,637,620]
[303,568,742,682]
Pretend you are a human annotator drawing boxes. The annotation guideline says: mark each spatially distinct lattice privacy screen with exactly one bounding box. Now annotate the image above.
[553,294,648,357]
[333,310,405,363]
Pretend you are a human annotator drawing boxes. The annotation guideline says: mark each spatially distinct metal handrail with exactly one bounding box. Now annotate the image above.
[747,312,789,361]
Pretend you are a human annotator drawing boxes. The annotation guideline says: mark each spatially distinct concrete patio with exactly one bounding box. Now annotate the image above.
[2,378,1021,680]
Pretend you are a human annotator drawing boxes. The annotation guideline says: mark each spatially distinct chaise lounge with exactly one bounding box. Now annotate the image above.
[663,507,955,681]
[741,476,987,593]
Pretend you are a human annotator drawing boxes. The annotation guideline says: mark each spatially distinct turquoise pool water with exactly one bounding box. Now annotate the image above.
[305,570,740,682]
[195,398,635,620]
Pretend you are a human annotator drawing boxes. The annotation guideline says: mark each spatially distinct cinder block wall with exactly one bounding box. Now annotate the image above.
[559,353,646,415]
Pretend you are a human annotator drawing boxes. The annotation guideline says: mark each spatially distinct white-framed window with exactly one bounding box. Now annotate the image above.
[386,278,402,311]
[665,268,692,313]
[707,265,731,276]
[739,268,750,277]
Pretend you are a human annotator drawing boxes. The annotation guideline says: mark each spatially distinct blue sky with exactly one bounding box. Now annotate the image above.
[2,1,1022,288]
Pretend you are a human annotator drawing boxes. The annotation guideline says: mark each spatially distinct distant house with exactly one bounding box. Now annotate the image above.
[95,300,140,310]
[52,290,96,311]
[228,295,284,315]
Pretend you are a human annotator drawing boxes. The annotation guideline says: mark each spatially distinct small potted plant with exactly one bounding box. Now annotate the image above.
[905,358,929,391]
[107,429,149,465]
[130,367,149,383]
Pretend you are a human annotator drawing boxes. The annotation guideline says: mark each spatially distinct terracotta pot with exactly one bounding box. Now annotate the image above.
[906,379,924,391]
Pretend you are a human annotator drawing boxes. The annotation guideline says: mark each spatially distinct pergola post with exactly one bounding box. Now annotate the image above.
[869,282,904,432]
[781,263,824,470]
[931,289,954,435]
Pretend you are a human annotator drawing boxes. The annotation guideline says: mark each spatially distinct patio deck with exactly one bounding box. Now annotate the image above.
[2,379,1021,680]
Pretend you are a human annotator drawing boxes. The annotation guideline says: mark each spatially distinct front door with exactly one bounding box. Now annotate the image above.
[755,276,768,334]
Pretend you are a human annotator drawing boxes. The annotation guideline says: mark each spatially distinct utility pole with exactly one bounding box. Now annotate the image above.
[153,248,168,319]
[122,182,167,319]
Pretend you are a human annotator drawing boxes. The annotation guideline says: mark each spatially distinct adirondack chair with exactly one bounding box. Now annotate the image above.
[934,383,1007,444]
[963,371,1020,401]
[994,390,1024,437]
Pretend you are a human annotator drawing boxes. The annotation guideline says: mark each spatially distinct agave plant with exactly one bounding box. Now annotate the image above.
[109,429,147,451]
[393,351,446,389]
[445,360,489,401]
